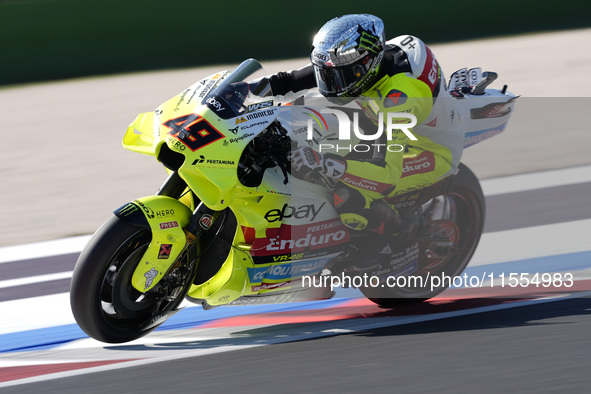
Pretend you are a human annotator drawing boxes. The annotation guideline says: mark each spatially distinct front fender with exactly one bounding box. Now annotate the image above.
[114,196,192,292]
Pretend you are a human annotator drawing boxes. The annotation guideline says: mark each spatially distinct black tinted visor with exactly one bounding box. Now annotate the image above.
[313,62,372,96]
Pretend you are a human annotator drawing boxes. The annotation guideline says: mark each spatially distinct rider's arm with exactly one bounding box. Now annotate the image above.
[338,74,434,200]
[268,64,316,96]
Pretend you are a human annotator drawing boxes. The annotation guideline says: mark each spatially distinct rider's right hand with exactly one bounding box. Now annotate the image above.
[290,146,346,180]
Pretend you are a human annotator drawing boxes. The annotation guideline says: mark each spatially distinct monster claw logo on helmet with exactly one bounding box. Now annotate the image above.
[357,27,381,53]
[311,14,386,97]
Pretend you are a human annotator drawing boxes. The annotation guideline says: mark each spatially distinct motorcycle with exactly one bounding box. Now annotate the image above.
[70,59,516,343]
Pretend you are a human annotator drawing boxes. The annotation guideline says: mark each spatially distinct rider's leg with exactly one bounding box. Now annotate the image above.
[333,186,418,236]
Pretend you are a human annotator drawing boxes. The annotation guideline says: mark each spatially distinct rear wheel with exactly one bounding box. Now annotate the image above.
[70,216,197,343]
[360,163,485,307]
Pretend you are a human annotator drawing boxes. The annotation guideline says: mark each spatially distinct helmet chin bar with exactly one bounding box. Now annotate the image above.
[342,63,383,98]
[314,51,384,98]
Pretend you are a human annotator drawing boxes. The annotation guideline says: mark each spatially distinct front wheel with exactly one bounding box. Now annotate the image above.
[70,216,197,343]
[360,163,485,307]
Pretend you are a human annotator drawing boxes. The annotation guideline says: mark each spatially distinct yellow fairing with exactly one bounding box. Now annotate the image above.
[186,247,253,306]
[124,196,192,292]
[123,112,159,156]
[179,166,238,211]
[120,65,282,302]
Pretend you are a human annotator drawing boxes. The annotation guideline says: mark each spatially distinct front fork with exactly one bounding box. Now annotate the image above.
[115,172,221,293]
[157,171,222,243]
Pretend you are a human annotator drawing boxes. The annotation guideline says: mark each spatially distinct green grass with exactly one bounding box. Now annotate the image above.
[1,0,590,85]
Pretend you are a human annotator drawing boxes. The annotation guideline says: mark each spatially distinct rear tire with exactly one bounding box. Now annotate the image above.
[361,163,485,307]
[70,216,195,343]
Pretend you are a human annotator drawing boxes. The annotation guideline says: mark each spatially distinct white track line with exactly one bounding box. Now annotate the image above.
[470,218,591,266]
[0,271,73,290]
[0,293,74,335]
[0,235,91,264]
[480,164,591,196]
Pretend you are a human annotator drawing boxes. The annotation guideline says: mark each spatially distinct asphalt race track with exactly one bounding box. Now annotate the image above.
[1,29,591,392]
[1,167,591,392]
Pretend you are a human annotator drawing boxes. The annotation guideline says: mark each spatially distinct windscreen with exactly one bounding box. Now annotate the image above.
[202,59,273,119]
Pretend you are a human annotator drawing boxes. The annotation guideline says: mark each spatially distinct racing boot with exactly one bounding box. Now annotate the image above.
[333,186,424,241]
[366,198,424,242]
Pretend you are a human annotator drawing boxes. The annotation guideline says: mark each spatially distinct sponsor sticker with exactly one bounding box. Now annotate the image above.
[159,221,179,230]
[134,200,155,219]
[341,174,392,193]
[118,203,139,217]
[463,124,507,148]
[144,267,159,289]
[245,218,350,257]
[246,100,273,112]
[206,97,225,112]
[401,151,436,178]
[247,258,330,282]
[470,99,515,119]
[158,244,173,259]
[265,202,325,223]
[199,214,214,230]
[312,50,329,63]
[191,156,235,165]
[245,108,276,121]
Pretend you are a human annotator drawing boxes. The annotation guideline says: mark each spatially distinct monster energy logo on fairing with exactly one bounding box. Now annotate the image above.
[118,203,139,217]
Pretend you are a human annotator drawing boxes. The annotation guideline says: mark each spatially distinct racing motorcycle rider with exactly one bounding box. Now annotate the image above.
[268,14,464,238]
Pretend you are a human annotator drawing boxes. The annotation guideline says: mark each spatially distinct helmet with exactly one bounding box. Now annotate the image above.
[311,14,385,97]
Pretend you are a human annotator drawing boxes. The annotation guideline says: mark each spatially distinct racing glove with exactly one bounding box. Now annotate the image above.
[290,146,346,180]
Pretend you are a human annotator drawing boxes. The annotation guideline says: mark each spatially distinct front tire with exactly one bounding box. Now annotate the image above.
[70,216,195,343]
